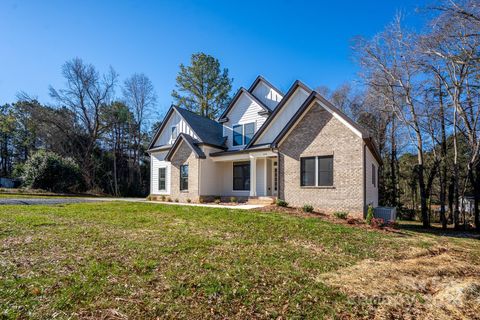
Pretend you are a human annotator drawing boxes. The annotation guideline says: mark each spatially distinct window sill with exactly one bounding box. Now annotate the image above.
[180,190,189,193]
[300,186,335,189]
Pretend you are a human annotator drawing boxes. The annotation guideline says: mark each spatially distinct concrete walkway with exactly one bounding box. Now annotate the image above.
[0,196,266,210]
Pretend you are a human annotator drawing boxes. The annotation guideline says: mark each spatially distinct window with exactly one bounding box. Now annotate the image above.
[318,156,333,186]
[233,162,250,190]
[232,122,255,146]
[171,126,178,140]
[244,123,255,145]
[301,157,316,186]
[300,155,334,187]
[158,167,166,191]
[233,125,243,146]
[372,164,376,187]
[180,164,188,191]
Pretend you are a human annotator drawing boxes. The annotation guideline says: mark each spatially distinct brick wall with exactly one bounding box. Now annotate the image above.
[278,102,365,217]
[169,141,200,202]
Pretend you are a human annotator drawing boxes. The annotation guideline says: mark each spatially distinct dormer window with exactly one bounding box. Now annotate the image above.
[233,122,255,146]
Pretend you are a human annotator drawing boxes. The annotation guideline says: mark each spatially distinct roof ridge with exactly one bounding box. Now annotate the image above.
[248,75,285,96]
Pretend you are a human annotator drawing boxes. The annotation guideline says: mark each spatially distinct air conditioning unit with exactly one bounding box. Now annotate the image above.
[374,207,397,222]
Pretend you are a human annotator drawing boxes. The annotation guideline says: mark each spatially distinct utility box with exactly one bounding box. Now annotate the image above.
[374,207,397,222]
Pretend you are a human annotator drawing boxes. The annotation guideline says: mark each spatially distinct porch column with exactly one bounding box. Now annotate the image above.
[249,155,256,196]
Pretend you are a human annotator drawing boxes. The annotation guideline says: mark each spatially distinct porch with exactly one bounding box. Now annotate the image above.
[209,149,279,198]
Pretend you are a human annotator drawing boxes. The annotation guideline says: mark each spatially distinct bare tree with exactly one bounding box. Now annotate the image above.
[354,17,433,227]
[419,0,480,229]
[49,58,118,188]
[122,73,157,165]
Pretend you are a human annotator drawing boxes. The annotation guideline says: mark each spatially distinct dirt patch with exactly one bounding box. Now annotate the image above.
[319,245,480,319]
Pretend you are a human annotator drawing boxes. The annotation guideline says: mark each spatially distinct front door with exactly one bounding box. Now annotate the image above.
[272,160,278,196]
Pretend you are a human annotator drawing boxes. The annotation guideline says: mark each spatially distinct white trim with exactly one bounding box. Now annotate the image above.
[264,158,267,196]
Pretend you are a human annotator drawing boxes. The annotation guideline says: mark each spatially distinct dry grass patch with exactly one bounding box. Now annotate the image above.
[320,242,480,319]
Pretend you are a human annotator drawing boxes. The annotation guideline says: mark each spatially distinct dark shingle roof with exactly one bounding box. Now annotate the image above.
[165,133,206,161]
[173,106,226,148]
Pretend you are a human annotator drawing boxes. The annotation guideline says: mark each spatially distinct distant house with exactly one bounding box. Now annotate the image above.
[148,76,381,217]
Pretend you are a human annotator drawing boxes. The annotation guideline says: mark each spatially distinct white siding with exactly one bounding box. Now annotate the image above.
[251,81,283,110]
[223,93,268,150]
[365,147,379,207]
[255,88,310,145]
[150,151,171,195]
[153,110,198,147]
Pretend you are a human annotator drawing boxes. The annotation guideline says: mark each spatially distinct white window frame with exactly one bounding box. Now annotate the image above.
[158,167,166,191]
[232,122,255,146]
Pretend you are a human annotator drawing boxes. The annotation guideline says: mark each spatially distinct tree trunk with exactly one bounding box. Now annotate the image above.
[390,114,398,207]
[439,82,448,229]
[418,164,430,228]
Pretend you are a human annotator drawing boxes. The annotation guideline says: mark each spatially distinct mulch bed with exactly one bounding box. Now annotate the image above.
[254,205,404,234]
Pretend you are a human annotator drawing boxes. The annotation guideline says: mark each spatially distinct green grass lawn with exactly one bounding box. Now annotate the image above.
[1,202,479,319]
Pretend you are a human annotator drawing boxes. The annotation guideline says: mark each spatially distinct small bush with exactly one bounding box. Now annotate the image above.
[214,199,221,204]
[334,211,348,219]
[146,195,152,201]
[174,198,179,203]
[167,197,172,202]
[230,196,237,203]
[366,205,374,225]
[276,199,288,207]
[186,198,191,203]
[161,195,166,201]
[302,204,314,213]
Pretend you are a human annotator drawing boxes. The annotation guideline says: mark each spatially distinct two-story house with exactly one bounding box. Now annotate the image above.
[147,76,381,216]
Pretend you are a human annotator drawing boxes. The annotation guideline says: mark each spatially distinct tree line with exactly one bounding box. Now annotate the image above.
[0,53,232,196]
[322,0,479,230]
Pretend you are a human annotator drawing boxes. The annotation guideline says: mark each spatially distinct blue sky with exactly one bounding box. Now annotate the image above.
[0,0,424,122]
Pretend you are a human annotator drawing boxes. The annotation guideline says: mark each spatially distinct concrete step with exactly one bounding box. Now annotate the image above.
[247,196,276,205]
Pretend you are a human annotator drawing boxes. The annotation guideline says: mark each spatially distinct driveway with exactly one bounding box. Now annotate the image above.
[0,197,265,209]
[0,197,104,205]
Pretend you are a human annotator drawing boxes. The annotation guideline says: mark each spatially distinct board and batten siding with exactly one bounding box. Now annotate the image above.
[154,110,198,147]
[255,88,310,145]
[150,151,171,195]
[251,81,283,110]
[365,146,379,207]
[223,93,268,150]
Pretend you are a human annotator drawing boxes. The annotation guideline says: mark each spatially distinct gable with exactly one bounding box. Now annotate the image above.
[254,87,310,145]
[222,91,269,149]
[151,108,198,148]
[273,93,365,148]
[250,80,283,110]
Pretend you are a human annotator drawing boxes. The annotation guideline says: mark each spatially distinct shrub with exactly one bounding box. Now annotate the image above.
[146,195,152,201]
[167,197,172,202]
[161,195,166,201]
[174,198,179,203]
[186,198,191,203]
[22,150,84,193]
[302,204,314,213]
[230,196,237,203]
[276,199,288,207]
[214,199,221,204]
[366,205,374,225]
[334,211,348,219]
